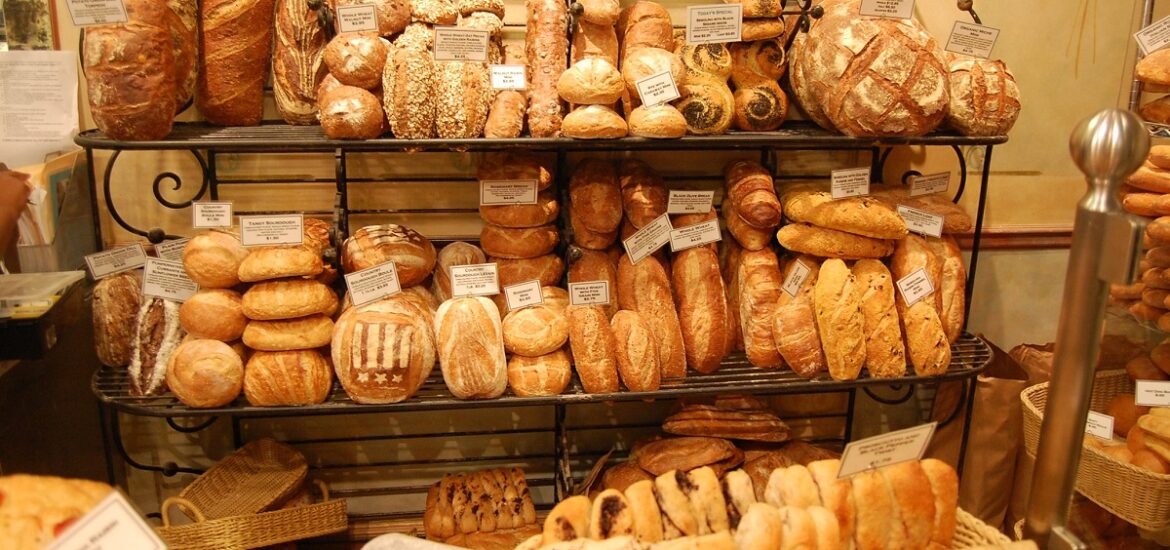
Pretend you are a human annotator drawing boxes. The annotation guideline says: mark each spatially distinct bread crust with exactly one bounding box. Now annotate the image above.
[435,296,507,399]
[610,310,662,391]
[617,254,687,379]
[507,348,572,396]
[244,349,333,406]
[737,249,784,369]
[776,223,895,259]
[93,271,144,367]
[672,247,731,373]
[853,259,906,378]
[567,305,621,393]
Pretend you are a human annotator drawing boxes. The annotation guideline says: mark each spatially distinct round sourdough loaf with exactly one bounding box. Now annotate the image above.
[945,54,1021,136]
[323,32,389,89]
[557,58,624,105]
[435,296,507,399]
[480,224,559,259]
[628,105,688,139]
[165,339,244,408]
[243,314,334,351]
[507,348,572,396]
[479,190,560,228]
[332,297,436,403]
[562,105,629,139]
[333,0,411,36]
[93,270,143,367]
[621,47,685,97]
[493,254,566,288]
[242,278,339,320]
[318,85,385,139]
[477,151,554,190]
[182,230,249,288]
[237,244,324,282]
[179,288,247,341]
[244,349,333,406]
[569,159,622,234]
[432,241,487,302]
[502,304,569,356]
[342,224,437,286]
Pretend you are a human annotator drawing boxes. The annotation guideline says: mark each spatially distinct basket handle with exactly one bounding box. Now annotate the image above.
[311,479,330,502]
[160,496,208,527]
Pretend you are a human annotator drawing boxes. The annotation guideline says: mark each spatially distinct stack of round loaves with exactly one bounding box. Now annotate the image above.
[456,0,506,64]
[318,31,390,138]
[1110,145,1170,328]
[728,38,788,132]
[1136,49,1170,127]
[559,56,628,139]
[617,2,688,138]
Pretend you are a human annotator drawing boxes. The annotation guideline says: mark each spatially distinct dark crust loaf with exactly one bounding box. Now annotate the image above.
[525,0,569,136]
[128,298,183,396]
[92,270,143,367]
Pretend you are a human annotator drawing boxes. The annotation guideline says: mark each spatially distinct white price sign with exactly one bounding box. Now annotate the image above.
[569,281,611,306]
[480,180,539,205]
[85,244,147,280]
[433,27,491,62]
[897,205,945,238]
[667,190,715,215]
[831,167,871,199]
[1085,411,1116,441]
[193,201,233,228]
[781,260,812,297]
[45,490,165,550]
[239,214,304,246]
[622,213,673,264]
[450,263,500,297]
[336,4,379,33]
[945,21,1000,59]
[909,172,951,197]
[896,267,935,308]
[65,0,128,27]
[1136,14,1170,56]
[141,258,199,302]
[491,64,527,90]
[686,4,743,44]
[635,71,682,107]
[837,422,936,478]
[859,0,915,19]
[504,280,544,311]
[345,261,402,307]
[154,238,190,261]
[1136,380,1170,406]
[669,219,722,252]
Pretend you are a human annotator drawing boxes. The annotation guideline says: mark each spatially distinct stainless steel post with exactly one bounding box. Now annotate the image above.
[1024,109,1149,548]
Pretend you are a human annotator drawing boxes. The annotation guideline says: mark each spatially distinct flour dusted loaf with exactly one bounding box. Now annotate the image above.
[508,348,572,396]
[570,159,623,234]
[237,244,324,282]
[182,230,249,288]
[672,247,731,373]
[198,0,276,126]
[342,224,437,286]
[772,256,825,377]
[333,0,411,36]
[502,304,569,357]
[333,296,436,403]
[165,338,244,408]
[436,296,508,399]
[435,61,492,139]
[318,85,385,139]
[243,314,333,351]
[852,259,905,378]
[383,45,438,139]
[324,32,388,90]
[780,183,908,239]
[273,0,328,124]
[619,159,668,228]
[618,254,687,379]
[573,20,619,66]
[242,278,339,320]
[93,270,143,367]
[946,54,1021,136]
[610,310,661,392]
[480,224,559,259]
[563,105,629,139]
[244,349,332,406]
[736,249,784,369]
[179,288,247,341]
[558,58,625,105]
[568,305,621,393]
[432,242,487,302]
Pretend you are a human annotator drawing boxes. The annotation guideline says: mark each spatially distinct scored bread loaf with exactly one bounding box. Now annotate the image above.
[891,235,952,376]
[780,184,909,239]
[563,105,629,139]
[494,254,566,288]
[571,213,620,250]
[772,256,825,377]
[243,314,334,351]
[165,339,244,408]
[622,47,686,97]
[737,249,784,369]
[672,247,731,373]
[815,259,866,380]
[928,235,967,342]
[244,349,333,406]
[165,0,198,109]
[342,224,437,286]
[436,296,508,399]
[480,224,559,259]
[242,279,338,320]
[198,0,275,126]
[628,104,689,139]
[776,223,895,259]
[432,242,487,302]
[502,304,569,357]
[317,85,385,139]
[84,0,176,140]
[333,0,411,36]
[725,160,783,230]
[610,310,662,391]
[619,159,669,228]
[946,55,1021,137]
[237,245,324,282]
[93,271,144,367]
[570,159,623,234]
[852,259,905,378]
[273,0,328,124]
[568,305,621,393]
[507,348,572,396]
[323,32,388,90]
[558,58,625,105]
[526,0,569,136]
[182,230,249,288]
[618,254,688,379]
[478,151,555,189]
[383,45,437,138]
[333,296,436,403]
[568,246,619,318]
[436,61,492,139]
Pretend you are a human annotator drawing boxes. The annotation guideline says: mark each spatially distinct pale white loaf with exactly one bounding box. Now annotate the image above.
[435,296,507,399]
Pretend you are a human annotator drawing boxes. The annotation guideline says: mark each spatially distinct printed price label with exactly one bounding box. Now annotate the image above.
[909,172,951,197]
[1136,14,1170,56]
[450,263,500,297]
[85,244,147,280]
[781,260,812,297]
[434,27,491,62]
[65,0,128,27]
[669,219,722,252]
[686,4,743,44]
[837,422,936,478]
[569,281,611,306]
[858,0,915,19]
[635,71,682,107]
[491,64,527,90]
[1136,380,1170,406]
[831,167,871,199]
[345,261,402,307]
[504,279,544,310]
[896,267,935,308]
[481,180,539,205]
[141,258,199,302]
[1085,411,1116,441]
[240,214,304,246]
[336,4,379,33]
[154,238,190,262]
[945,21,1000,59]
[622,213,674,264]
[897,205,945,238]
[45,490,165,550]
[193,201,233,228]
[667,190,715,215]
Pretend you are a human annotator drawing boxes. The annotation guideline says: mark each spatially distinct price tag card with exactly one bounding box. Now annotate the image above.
[336,4,379,33]
[896,267,935,308]
[434,27,491,62]
[45,490,165,550]
[193,201,233,228]
[622,214,674,264]
[65,0,128,27]
[897,205,945,238]
[945,21,1000,59]
[142,258,199,302]
[1136,380,1170,406]
[831,167,871,199]
[480,180,539,205]
[667,190,715,215]
[491,64,527,90]
[345,261,402,307]
[686,4,743,44]
[240,214,304,247]
[669,219,722,252]
[154,238,191,262]
[1085,411,1116,441]
[504,279,544,310]
[569,281,611,306]
[781,260,812,297]
[858,0,915,19]
[450,263,500,297]
[85,244,148,280]
[837,422,936,479]
[909,172,951,197]
[635,71,682,107]
[1136,14,1170,56]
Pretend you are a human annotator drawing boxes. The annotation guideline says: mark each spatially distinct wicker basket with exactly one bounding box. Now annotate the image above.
[955,507,1013,547]
[1021,370,1170,531]
[178,438,308,520]
[157,480,347,550]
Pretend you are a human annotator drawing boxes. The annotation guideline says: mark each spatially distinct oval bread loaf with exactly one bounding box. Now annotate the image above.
[567,305,621,393]
[435,296,508,399]
[617,254,687,378]
[610,310,662,391]
[672,247,731,373]
[507,348,572,396]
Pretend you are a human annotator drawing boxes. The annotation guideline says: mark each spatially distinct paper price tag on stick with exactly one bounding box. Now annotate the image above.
[434,27,491,62]
[635,71,682,107]
[622,214,673,264]
[686,4,743,44]
[336,4,379,32]
[240,214,304,246]
[1136,14,1170,56]
[85,244,148,280]
[450,263,500,297]
[154,238,191,262]
[781,260,812,297]
[193,201,233,228]
[1085,411,1115,441]
[491,65,527,90]
[45,490,165,550]
[945,21,1000,59]
[1136,380,1170,406]
[837,422,936,478]
[569,281,611,306]
[667,190,715,215]
[345,261,402,307]
[66,0,129,27]
[896,267,935,308]
[909,172,950,197]
[142,258,199,302]
[504,280,544,310]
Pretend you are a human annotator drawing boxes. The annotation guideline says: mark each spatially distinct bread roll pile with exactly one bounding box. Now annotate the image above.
[617,3,688,139]
[1108,145,1170,328]
[1137,49,1170,126]
[423,467,538,542]
[318,32,389,138]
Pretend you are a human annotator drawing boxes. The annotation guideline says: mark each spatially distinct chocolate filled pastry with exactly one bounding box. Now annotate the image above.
[623,479,664,542]
[129,297,185,396]
[542,495,591,544]
[686,466,729,534]
[720,469,756,529]
[654,470,698,537]
[589,489,636,539]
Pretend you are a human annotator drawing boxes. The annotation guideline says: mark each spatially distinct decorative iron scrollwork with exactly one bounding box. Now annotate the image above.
[101,149,209,243]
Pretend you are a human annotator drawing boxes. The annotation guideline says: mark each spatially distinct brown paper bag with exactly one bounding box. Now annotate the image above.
[1005,343,1054,531]
[927,338,1029,531]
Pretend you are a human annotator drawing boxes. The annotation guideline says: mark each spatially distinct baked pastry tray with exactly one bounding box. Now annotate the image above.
[91,333,992,418]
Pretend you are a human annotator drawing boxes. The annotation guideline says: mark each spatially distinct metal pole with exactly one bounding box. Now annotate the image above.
[1024,110,1149,548]
[1129,0,1156,112]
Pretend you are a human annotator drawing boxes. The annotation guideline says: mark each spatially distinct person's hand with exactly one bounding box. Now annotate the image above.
[0,166,32,254]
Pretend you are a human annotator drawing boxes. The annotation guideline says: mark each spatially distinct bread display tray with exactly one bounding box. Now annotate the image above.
[1021,370,1170,531]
